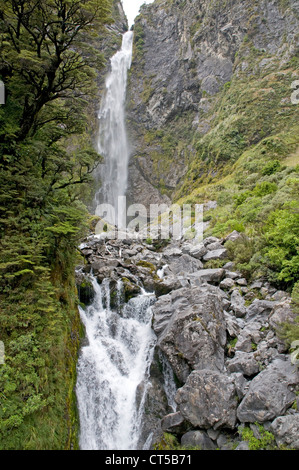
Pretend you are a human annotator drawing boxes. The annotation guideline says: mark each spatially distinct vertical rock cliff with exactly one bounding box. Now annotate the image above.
[126,0,298,208]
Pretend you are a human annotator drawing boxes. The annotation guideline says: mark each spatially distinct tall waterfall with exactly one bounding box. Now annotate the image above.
[76,276,156,450]
[94,31,133,228]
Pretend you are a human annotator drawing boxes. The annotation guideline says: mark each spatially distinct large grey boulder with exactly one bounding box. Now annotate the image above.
[166,254,203,275]
[227,351,260,377]
[203,248,228,261]
[152,286,227,382]
[175,369,238,430]
[189,244,208,260]
[190,268,225,285]
[161,411,188,434]
[269,299,297,331]
[271,414,299,450]
[246,299,277,322]
[237,357,298,423]
[181,430,216,450]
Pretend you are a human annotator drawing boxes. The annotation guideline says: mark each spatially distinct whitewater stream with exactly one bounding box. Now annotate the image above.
[76,276,156,450]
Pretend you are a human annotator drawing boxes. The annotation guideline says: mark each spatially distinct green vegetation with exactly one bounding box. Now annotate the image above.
[153,432,201,451]
[175,46,299,291]
[240,424,276,450]
[277,282,299,346]
[0,0,114,450]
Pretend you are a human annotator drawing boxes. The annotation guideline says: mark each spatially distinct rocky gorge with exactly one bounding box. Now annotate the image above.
[76,223,299,450]
[72,0,299,453]
[1,0,298,452]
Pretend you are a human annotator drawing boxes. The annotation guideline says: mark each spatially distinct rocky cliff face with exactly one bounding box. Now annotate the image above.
[126,0,299,207]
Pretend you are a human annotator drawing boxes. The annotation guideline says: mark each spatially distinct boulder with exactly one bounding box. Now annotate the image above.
[203,237,221,246]
[227,351,260,377]
[190,268,225,285]
[153,276,187,297]
[206,241,224,251]
[167,253,203,275]
[246,299,277,322]
[189,243,208,260]
[175,369,238,430]
[230,289,246,318]
[180,430,216,450]
[203,248,228,261]
[271,415,299,450]
[225,271,240,279]
[220,278,235,290]
[152,286,227,382]
[225,230,242,242]
[224,311,240,337]
[269,299,297,331]
[77,278,95,306]
[237,357,298,423]
[161,411,188,434]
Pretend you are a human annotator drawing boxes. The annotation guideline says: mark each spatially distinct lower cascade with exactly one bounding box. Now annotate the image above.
[76,275,156,450]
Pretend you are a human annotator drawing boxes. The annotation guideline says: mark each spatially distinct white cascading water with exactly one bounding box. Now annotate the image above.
[76,276,156,450]
[159,352,178,413]
[94,31,133,228]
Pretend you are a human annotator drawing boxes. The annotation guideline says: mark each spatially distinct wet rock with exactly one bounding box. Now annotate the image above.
[77,278,95,306]
[153,276,184,297]
[161,411,188,435]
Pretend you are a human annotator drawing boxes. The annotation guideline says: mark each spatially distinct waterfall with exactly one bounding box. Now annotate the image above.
[94,31,133,228]
[159,352,178,413]
[76,276,157,450]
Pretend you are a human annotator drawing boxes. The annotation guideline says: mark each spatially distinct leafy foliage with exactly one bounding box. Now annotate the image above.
[0,0,113,450]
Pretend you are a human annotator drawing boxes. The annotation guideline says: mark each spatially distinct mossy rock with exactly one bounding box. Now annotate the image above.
[77,280,95,306]
[136,260,157,274]
[122,277,141,302]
